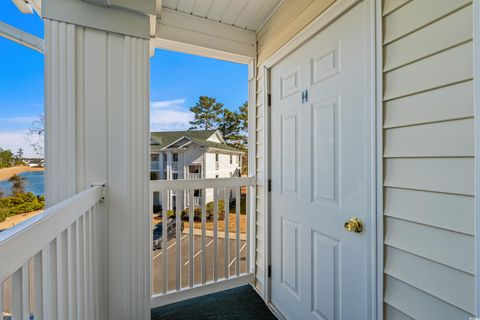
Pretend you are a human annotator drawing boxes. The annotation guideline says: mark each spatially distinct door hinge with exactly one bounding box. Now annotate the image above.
[268,265,272,278]
[267,93,272,107]
[268,179,272,192]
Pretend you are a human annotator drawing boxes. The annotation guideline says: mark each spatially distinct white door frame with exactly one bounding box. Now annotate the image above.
[473,0,480,316]
[259,0,382,318]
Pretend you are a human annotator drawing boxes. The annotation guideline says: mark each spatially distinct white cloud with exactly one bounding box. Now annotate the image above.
[150,98,193,131]
[0,131,40,158]
[151,99,186,109]
[1,116,38,124]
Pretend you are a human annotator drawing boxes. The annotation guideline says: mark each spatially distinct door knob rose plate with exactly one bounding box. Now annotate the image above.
[344,217,363,233]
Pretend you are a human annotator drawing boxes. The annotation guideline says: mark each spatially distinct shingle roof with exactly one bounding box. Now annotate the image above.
[150,130,243,153]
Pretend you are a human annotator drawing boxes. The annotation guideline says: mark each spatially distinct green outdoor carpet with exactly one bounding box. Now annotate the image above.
[151,285,277,320]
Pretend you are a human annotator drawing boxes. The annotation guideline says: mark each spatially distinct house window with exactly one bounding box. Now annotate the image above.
[238,155,241,163]
[215,153,219,161]
[163,171,167,179]
[215,174,219,179]
[172,173,178,180]
[150,153,159,161]
[173,153,178,162]
[163,153,167,162]
[230,154,232,164]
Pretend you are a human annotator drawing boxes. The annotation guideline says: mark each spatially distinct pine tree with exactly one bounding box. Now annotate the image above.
[189,96,224,130]
[9,174,26,195]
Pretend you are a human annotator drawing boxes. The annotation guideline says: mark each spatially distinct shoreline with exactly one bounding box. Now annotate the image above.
[0,165,44,181]
[0,210,43,231]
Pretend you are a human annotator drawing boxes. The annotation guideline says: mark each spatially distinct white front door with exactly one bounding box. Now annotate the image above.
[270,2,372,319]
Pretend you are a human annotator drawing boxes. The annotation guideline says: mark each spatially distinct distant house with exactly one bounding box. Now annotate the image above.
[150,129,243,211]
[24,158,44,168]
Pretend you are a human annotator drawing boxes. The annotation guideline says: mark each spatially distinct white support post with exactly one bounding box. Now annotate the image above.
[44,3,152,318]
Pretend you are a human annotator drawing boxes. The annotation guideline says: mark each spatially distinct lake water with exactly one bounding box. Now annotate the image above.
[0,171,44,196]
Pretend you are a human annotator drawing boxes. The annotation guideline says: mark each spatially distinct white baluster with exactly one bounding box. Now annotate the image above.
[188,189,194,288]
[67,224,76,320]
[76,216,84,320]
[235,186,241,277]
[224,187,229,279]
[175,192,182,291]
[201,189,206,284]
[213,188,218,282]
[161,192,168,294]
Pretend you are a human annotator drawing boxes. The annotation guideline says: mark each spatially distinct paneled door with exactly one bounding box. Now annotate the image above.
[270,2,372,319]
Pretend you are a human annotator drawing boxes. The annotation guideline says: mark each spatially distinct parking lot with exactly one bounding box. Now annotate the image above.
[152,233,247,294]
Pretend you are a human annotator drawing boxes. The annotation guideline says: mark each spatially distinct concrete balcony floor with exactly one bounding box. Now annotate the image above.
[151,285,276,320]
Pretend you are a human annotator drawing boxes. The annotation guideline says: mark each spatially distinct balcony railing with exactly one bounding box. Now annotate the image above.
[187,173,202,180]
[0,186,105,320]
[150,177,254,307]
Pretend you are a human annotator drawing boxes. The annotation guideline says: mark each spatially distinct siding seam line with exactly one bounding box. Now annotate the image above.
[383,39,473,73]
[383,116,474,130]
[383,2,473,46]
[383,241,474,276]
[384,273,475,314]
[383,78,474,103]
[382,184,474,197]
[384,185,474,197]
[383,213,474,236]
[382,0,413,18]
[384,243,475,275]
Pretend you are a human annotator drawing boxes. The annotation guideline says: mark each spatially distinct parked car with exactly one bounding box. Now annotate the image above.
[152,218,184,250]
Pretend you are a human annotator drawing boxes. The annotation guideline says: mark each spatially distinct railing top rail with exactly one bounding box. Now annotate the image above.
[150,177,254,192]
[0,186,103,281]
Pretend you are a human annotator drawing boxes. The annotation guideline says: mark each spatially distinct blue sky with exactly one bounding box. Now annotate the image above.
[0,2,248,156]
[150,49,248,132]
[0,1,44,157]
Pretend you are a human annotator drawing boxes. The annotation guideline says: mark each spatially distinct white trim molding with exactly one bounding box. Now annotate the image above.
[374,0,383,319]
[248,60,257,277]
[152,8,255,63]
[474,0,480,316]
[43,0,153,39]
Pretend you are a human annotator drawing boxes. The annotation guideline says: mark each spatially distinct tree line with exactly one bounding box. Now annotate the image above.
[0,148,24,169]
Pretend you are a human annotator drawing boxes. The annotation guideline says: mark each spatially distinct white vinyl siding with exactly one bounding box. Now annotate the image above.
[382,1,474,318]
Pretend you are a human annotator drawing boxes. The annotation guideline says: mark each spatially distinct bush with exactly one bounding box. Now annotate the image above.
[0,192,45,223]
[228,194,247,215]
[181,200,226,222]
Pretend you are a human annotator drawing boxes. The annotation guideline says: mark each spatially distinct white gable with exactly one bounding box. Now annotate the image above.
[206,130,225,144]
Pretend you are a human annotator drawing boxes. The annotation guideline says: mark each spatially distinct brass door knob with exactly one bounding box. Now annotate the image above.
[344,217,363,233]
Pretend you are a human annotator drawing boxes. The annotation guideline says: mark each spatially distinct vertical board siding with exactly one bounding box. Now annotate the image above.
[382,0,475,318]
[45,20,150,319]
[45,21,77,207]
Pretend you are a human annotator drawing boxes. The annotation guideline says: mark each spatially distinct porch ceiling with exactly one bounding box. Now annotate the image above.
[152,0,282,62]
[162,0,281,32]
